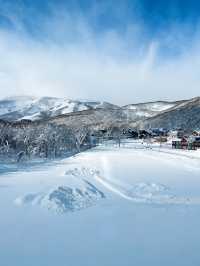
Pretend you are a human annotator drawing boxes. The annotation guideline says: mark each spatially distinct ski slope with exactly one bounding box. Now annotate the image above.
[1,142,200,265]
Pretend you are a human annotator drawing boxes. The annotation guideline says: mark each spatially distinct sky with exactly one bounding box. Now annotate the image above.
[0,0,200,105]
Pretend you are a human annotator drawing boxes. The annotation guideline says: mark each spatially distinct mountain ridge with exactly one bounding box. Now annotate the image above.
[0,96,200,130]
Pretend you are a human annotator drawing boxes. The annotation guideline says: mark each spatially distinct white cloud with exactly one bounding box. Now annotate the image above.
[0,6,200,105]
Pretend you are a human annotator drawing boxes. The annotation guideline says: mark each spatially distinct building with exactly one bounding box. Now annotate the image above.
[172,136,200,150]
[192,130,200,136]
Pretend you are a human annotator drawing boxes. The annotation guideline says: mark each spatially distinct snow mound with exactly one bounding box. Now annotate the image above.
[64,167,100,178]
[127,183,177,204]
[126,183,200,205]
[14,181,105,214]
[129,182,169,198]
[41,183,105,213]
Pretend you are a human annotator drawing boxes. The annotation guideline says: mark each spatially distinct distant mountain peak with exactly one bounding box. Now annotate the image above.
[0,96,119,121]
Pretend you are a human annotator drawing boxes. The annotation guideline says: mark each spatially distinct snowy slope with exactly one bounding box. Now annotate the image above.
[1,142,200,265]
[9,141,200,210]
[122,100,182,120]
[0,143,200,266]
[140,96,200,130]
[0,96,119,121]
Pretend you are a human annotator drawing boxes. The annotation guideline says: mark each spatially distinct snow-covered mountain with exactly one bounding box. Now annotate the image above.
[139,97,200,130]
[0,96,187,122]
[0,96,119,121]
[122,100,184,121]
[0,96,199,130]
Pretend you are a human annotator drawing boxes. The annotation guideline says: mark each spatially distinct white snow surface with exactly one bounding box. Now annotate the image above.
[1,141,200,265]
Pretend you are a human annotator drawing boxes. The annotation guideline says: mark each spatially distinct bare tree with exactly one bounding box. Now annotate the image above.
[71,126,89,152]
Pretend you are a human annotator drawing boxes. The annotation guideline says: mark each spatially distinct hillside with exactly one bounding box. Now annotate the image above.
[0,96,200,132]
[122,100,183,121]
[138,97,200,130]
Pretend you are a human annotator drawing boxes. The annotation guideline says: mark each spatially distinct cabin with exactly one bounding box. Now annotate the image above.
[150,128,169,137]
[138,130,152,139]
[154,136,168,143]
[177,129,185,139]
[192,130,200,136]
[192,136,200,148]
[172,136,200,150]
[172,137,189,149]
[123,128,138,139]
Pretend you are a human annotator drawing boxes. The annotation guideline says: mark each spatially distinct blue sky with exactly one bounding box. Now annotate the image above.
[0,0,200,104]
[1,0,199,47]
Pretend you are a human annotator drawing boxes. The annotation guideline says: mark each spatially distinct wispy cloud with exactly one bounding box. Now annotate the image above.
[0,1,200,104]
